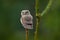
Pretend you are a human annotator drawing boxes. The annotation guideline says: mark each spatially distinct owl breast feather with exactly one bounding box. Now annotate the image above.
[24,15,32,21]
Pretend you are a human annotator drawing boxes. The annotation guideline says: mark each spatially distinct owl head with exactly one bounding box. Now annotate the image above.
[21,10,30,16]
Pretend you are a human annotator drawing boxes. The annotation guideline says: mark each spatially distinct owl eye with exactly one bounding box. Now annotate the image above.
[22,12,24,14]
[22,12,25,15]
[25,11,29,15]
[26,11,28,13]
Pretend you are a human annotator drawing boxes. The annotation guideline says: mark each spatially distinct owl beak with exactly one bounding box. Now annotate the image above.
[27,23,32,25]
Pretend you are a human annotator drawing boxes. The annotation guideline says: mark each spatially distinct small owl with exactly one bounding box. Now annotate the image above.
[20,10,33,29]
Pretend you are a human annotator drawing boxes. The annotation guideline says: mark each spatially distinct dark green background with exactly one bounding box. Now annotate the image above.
[0,0,60,40]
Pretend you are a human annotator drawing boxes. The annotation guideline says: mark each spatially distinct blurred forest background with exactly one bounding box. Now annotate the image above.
[0,0,60,40]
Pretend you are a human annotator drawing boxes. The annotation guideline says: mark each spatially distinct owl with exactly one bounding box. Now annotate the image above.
[20,10,33,29]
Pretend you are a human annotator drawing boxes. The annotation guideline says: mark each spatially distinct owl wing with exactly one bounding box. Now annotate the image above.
[20,17,23,24]
[20,16,26,24]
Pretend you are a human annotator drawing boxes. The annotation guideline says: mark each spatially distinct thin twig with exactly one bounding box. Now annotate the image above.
[41,0,53,16]
[25,29,28,40]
